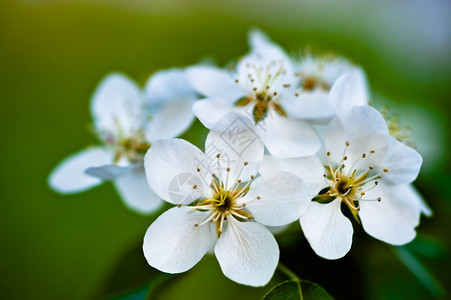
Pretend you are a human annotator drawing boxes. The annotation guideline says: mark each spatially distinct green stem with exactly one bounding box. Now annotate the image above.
[277,263,303,300]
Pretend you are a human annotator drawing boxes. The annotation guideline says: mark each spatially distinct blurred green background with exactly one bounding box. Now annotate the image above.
[1,0,450,299]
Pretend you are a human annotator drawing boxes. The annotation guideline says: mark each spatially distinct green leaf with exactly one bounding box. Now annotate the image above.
[263,280,334,300]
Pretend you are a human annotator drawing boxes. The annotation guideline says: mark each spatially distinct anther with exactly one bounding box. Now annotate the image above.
[250,175,255,179]
[226,168,230,172]
[343,156,348,160]
[253,87,257,91]
[360,192,365,196]
[369,165,374,170]
[216,153,221,158]
[244,161,249,166]
[177,204,182,208]
[197,167,201,172]
[327,151,331,156]
[273,91,278,96]
[295,92,299,97]
[377,197,381,202]
[283,84,291,88]
[377,174,382,179]
[370,150,375,154]
[345,141,350,146]
[193,185,197,189]
[383,168,389,172]
[237,179,242,183]
[323,174,327,177]
[212,173,216,177]
[250,78,254,82]
[266,85,270,89]
[256,196,261,200]
[341,164,345,169]
[235,79,239,83]
[357,207,361,211]
[194,223,199,227]
[375,181,378,185]
[362,153,366,158]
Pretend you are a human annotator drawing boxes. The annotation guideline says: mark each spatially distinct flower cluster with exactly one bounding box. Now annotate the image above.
[49,29,431,287]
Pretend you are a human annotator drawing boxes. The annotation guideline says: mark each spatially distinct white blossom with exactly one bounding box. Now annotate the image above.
[49,70,197,214]
[143,113,311,286]
[260,106,429,259]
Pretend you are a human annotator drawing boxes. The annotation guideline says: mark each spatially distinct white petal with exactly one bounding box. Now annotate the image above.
[85,164,132,181]
[192,99,236,130]
[283,90,335,120]
[407,184,433,217]
[248,28,288,60]
[330,69,370,113]
[145,68,196,108]
[48,147,112,194]
[143,206,214,273]
[146,97,195,141]
[258,155,325,198]
[114,167,163,214]
[215,218,279,287]
[256,113,321,158]
[379,136,423,184]
[300,200,353,260]
[90,73,145,136]
[241,171,310,226]
[144,139,209,205]
[360,182,422,245]
[187,65,243,101]
[205,112,264,186]
[328,106,388,144]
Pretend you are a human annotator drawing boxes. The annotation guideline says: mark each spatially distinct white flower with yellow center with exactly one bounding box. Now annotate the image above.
[48,70,197,214]
[283,52,369,122]
[187,30,320,158]
[143,113,310,286]
[260,106,430,259]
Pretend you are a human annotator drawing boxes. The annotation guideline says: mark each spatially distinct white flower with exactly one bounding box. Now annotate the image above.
[260,106,429,259]
[48,70,197,214]
[143,113,310,286]
[283,52,370,122]
[187,29,320,158]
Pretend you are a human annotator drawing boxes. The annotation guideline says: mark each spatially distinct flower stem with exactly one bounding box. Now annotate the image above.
[277,262,303,300]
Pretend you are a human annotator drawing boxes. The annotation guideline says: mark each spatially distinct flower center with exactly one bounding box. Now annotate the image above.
[185,159,258,237]
[233,60,290,123]
[313,141,385,222]
[105,133,150,164]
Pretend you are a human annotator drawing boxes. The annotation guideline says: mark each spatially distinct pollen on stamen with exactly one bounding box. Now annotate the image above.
[375,181,378,185]
[256,196,261,200]
[250,78,255,82]
[370,150,375,154]
[273,91,278,96]
[377,197,381,202]
[295,92,299,97]
[216,153,221,158]
[357,207,361,211]
[237,179,242,183]
[360,192,365,196]
[244,161,249,166]
[193,185,197,189]
[327,151,331,156]
[177,204,182,208]
[343,156,348,160]
[383,168,389,172]
[235,79,239,83]
[362,153,366,158]
[283,84,291,88]
[250,175,255,179]
[194,223,199,227]
[369,165,374,170]
[323,174,327,177]
[253,87,257,91]
[226,168,230,172]
[197,167,201,172]
[345,141,350,147]
[266,85,270,89]
[377,174,382,179]
[341,164,345,169]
